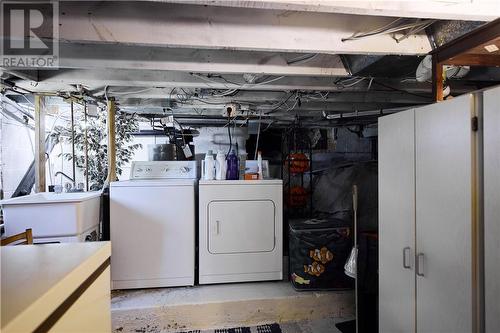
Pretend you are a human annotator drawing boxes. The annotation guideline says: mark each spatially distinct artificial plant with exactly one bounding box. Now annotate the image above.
[58,109,142,191]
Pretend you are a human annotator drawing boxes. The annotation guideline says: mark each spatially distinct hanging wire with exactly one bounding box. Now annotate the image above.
[342,18,436,42]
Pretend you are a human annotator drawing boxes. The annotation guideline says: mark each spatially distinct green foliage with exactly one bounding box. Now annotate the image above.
[58,110,141,191]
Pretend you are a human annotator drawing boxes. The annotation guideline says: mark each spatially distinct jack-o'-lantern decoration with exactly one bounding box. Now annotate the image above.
[285,152,310,174]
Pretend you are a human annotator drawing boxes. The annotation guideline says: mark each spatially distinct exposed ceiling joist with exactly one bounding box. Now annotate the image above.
[8,69,444,94]
[431,18,500,100]
[116,91,430,104]
[164,0,500,21]
[58,43,348,76]
[119,102,406,114]
[55,2,431,55]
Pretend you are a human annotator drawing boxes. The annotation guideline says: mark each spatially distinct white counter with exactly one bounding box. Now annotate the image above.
[1,242,111,333]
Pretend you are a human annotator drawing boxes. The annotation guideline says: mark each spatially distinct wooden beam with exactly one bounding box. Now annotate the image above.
[432,55,444,102]
[54,2,431,55]
[444,54,500,67]
[432,18,500,63]
[106,99,117,183]
[34,95,46,192]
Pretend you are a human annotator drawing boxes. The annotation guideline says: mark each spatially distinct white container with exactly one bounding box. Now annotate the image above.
[1,192,101,242]
[257,151,263,180]
[202,150,216,180]
[215,151,227,180]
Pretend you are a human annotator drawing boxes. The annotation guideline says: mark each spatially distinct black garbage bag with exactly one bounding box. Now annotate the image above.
[289,217,354,290]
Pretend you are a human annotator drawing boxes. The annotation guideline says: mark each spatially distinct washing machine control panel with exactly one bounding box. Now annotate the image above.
[130,161,197,179]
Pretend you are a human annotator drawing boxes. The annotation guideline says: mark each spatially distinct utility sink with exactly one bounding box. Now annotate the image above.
[1,192,102,241]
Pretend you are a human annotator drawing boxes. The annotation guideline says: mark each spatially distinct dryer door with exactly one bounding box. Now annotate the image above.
[208,200,275,254]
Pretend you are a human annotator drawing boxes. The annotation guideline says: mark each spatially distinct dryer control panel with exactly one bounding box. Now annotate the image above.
[130,161,197,179]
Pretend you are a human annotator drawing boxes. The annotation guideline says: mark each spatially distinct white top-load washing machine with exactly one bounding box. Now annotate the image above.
[110,161,197,290]
[198,179,283,284]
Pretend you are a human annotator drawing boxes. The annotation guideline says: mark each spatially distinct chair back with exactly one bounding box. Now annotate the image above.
[1,229,33,246]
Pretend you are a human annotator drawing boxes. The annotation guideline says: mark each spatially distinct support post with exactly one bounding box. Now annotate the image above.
[34,95,46,192]
[106,99,117,183]
[432,55,444,102]
[84,101,89,191]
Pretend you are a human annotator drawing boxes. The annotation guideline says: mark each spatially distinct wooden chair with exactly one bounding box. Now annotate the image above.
[1,228,33,246]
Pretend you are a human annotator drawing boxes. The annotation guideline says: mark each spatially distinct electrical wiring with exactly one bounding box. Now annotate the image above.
[262,121,275,132]
[342,17,436,42]
[264,92,295,114]
[394,20,436,43]
[254,110,262,160]
[250,76,285,87]
[107,87,155,96]
[286,53,318,65]
[210,89,239,97]
[190,73,233,88]
[336,76,367,88]
[190,72,285,89]
[227,114,232,155]
[371,80,430,99]
[367,77,374,91]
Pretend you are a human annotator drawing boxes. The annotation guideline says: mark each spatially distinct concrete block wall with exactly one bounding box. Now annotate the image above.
[0,114,36,199]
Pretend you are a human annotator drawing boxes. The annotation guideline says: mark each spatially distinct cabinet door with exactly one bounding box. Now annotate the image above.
[379,110,416,333]
[208,200,275,254]
[484,87,500,333]
[415,95,473,333]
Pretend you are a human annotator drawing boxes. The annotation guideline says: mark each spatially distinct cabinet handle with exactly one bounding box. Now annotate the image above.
[416,253,425,277]
[216,220,220,235]
[403,247,411,269]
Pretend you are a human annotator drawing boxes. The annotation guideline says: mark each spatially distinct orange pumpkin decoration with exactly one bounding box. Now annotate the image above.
[286,153,310,174]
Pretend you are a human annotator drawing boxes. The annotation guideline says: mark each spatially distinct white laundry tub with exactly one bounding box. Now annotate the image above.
[1,192,101,243]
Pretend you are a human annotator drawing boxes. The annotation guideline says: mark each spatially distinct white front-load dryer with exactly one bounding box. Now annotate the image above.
[198,179,283,284]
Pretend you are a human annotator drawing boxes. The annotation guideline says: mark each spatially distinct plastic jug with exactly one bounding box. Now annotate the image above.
[202,150,216,180]
[215,151,227,180]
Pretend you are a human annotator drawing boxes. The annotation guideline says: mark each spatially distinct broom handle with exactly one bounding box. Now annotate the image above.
[352,184,359,333]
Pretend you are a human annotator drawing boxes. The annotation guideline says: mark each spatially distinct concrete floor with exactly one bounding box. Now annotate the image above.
[111,281,354,333]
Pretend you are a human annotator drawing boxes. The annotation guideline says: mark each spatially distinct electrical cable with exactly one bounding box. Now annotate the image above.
[286,53,318,65]
[371,80,430,98]
[227,114,232,155]
[107,87,154,96]
[342,18,436,41]
[254,110,262,160]
[264,92,295,114]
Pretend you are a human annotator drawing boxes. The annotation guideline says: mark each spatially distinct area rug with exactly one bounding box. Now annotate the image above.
[178,323,282,333]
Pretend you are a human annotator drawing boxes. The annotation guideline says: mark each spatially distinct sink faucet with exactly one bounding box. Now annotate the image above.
[55,171,75,188]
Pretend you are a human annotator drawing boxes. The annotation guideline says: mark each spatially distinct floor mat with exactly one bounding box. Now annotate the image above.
[177,323,282,333]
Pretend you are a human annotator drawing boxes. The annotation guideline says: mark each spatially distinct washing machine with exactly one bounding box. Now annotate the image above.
[110,161,197,290]
[198,179,283,284]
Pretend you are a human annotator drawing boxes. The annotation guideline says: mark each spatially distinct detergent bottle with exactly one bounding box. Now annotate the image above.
[226,150,239,180]
[203,150,215,180]
[215,151,227,180]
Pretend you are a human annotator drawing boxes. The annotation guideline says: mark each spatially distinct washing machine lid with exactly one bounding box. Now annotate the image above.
[110,179,196,187]
[199,179,282,185]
